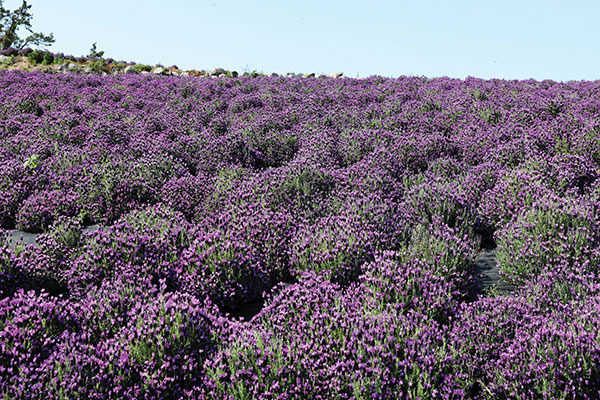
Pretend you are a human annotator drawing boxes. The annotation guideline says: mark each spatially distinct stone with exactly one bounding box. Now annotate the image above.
[329,72,344,78]
[270,72,279,77]
[231,71,238,78]
[123,65,136,74]
[181,71,189,77]
[0,55,9,62]
[141,71,151,75]
[305,72,315,78]
[153,67,164,75]
[218,73,227,78]
[68,63,77,71]
[83,66,93,74]
[210,67,226,76]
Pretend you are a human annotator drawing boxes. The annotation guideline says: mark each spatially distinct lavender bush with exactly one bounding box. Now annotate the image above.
[1,71,600,398]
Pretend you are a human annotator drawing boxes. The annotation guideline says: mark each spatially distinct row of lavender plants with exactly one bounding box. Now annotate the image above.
[2,70,600,398]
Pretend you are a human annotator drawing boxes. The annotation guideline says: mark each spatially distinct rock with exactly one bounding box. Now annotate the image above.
[305,72,315,78]
[169,70,180,76]
[218,73,227,78]
[181,71,189,77]
[141,71,151,75]
[68,63,77,71]
[153,67,164,75]
[210,67,226,76]
[56,63,68,72]
[83,66,93,74]
[0,55,9,62]
[329,72,344,78]
[123,65,136,74]
[270,72,279,77]
[231,71,238,78]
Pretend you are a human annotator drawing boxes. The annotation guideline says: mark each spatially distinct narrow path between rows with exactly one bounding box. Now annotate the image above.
[3,225,100,248]
[466,238,516,302]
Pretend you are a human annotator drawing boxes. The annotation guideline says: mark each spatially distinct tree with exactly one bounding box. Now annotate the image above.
[0,1,54,50]
[88,42,104,59]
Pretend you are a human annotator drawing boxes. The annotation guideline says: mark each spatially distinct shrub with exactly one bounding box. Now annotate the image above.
[495,197,600,285]
[445,296,600,399]
[17,47,32,56]
[27,50,44,64]
[16,190,81,233]
[178,227,268,309]
[204,274,451,399]
[41,50,54,65]
[133,63,152,73]
[68,205,191,294]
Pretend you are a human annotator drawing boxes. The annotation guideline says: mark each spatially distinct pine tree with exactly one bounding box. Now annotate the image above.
[0,1,54,49]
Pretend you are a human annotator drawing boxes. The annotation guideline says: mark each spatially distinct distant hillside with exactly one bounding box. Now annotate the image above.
[0,48,343,78]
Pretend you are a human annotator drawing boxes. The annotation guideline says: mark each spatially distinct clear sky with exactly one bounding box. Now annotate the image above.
[9,0,600,80]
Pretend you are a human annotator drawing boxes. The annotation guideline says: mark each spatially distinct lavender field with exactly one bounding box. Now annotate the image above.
[2,70,600,399]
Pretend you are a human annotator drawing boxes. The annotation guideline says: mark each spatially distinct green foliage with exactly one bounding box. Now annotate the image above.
[18,98,42,116]
[0,53,13,66]
[479,108,502,124]
[88,59,108,73]
[23,154,39,169]
[27,49,43,64]
[496,200,600,285]
[402,223,475,278]
[283,167,334,198]
[0,0,54,49]
[265,167,336,221]
[471,89,488,101]
[133,64,151,73]
[88,42,104,59]
[41,50,53,65]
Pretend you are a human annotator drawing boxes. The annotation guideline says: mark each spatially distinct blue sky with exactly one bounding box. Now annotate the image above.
[10,0,600,80]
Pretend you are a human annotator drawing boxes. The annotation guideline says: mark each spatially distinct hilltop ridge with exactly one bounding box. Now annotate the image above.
[0,48,344,78]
